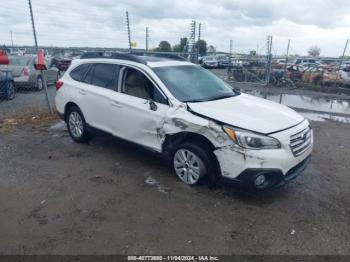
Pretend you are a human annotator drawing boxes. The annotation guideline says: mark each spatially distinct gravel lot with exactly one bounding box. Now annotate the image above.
[0,115,349,255]
[0,85,56,117]
[0,69,349,255]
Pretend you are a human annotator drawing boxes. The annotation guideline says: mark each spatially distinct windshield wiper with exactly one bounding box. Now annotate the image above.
[184,92,239,103]
[183,98,205,103]
[206,94,236,102]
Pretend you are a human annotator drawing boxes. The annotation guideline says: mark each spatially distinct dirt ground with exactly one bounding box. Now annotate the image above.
[0,114,349,255]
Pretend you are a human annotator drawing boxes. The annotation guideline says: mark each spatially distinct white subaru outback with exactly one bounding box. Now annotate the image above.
[55,52,313,190]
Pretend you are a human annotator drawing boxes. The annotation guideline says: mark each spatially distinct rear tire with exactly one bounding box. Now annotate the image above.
[6,81,15,100]
[36,76,43,91]
[172,142,220,187]
[66,106,92,143]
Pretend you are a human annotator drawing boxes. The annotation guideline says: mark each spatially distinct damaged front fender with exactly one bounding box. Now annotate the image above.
[157,103,232,149]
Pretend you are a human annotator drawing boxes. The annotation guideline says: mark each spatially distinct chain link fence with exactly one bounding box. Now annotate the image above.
[225,56,350,90]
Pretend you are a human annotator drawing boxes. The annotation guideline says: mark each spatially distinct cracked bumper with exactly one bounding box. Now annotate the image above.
[213,121,313,187]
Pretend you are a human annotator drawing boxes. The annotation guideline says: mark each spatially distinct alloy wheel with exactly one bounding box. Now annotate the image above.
[37,77,43,90]
[173,149,206,185]
[68,112,84,138]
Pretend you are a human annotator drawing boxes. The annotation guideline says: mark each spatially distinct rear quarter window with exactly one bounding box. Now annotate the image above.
[69,64,91,82]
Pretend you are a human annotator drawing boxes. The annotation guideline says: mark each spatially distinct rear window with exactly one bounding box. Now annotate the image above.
[8,56,31,66]
[70,64,91,82]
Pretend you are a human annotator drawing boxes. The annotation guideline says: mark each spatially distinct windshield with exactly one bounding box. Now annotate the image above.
[9,56,31,66]
[217,56,228,61]
[204,57,214,61]
[154,65,239,102]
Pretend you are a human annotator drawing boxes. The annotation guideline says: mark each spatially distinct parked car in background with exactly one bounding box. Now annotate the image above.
[0,55,60,91]
[202,56,218,68]
[285,65,304,83]
[0,70,15,100]
[51,57,72,71]
[300,62,321,71]
[302,67,324,85]
[295,58,319,64]
[55,52,313,190]
[339,66,350,87]
[216,55,229,68]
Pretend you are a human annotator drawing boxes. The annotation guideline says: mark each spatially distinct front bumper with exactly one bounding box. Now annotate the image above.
[214,120,313,189]
[204,64,218,68]
[230,155,311,189]
[13,76,34,88]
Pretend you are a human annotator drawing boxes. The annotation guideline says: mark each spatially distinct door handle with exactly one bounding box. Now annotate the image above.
[111,101,122,108]
[79,89,86,95]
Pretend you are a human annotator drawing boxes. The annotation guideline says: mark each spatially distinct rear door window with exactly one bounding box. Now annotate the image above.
[70,64,91,82]
[89,63,119,90]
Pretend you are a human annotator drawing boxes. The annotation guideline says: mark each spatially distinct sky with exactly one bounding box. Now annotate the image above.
[1,0,350,56]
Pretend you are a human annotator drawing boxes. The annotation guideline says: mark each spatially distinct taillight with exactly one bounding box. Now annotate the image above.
[55,80,64,91]
[22,66,30,76]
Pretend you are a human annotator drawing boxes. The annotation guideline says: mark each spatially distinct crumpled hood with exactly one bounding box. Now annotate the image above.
[188,93,304,134]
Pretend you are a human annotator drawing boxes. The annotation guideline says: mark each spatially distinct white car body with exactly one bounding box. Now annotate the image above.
[202,57,218,68]
[55,54,313,189]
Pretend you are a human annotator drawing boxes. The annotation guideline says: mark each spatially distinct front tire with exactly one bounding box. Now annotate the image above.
[172,142,219,186]
[66,106,92,143]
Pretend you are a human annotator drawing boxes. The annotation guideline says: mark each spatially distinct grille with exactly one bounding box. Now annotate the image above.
[290,126,312,157]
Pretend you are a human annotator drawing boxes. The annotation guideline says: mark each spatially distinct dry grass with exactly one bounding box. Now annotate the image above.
[0,109,59,134]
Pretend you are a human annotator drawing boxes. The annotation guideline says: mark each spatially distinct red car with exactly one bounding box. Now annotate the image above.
[51,57,72,71]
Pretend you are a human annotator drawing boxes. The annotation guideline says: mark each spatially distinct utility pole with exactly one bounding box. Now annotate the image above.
[284,39,290,74]
[28,0,52,113]
[189,20,197,62]
[126,11,132,52]
[28,0,38,49]
[265,35,273,85]
[228,39,233,76]
[198,23,201,41]
[10,31,14,48]
[146,27,149,52]
[338,39,348,70]
[193,20,196,45]
[335,39,349,86]
[196,23,201,59]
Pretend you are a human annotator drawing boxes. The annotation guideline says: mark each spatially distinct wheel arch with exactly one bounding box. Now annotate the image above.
[163,131,222,186]
[64,102,80,121]
[162,131,216,156]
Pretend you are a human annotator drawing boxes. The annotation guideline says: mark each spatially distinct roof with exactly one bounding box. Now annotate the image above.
[80,52,190,68]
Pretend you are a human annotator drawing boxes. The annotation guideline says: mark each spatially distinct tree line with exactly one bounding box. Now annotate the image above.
[152,37,216,56]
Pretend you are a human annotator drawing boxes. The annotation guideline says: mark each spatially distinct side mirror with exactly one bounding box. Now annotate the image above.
[149,100,158,111]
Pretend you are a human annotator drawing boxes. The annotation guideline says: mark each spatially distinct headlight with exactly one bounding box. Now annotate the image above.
[223,126,281,150]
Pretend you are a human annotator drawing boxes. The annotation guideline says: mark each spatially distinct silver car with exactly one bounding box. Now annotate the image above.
[0,55,60,91]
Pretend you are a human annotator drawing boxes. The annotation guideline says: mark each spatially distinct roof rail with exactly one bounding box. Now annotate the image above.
[132,52,188,61]
[80,51,146,64]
